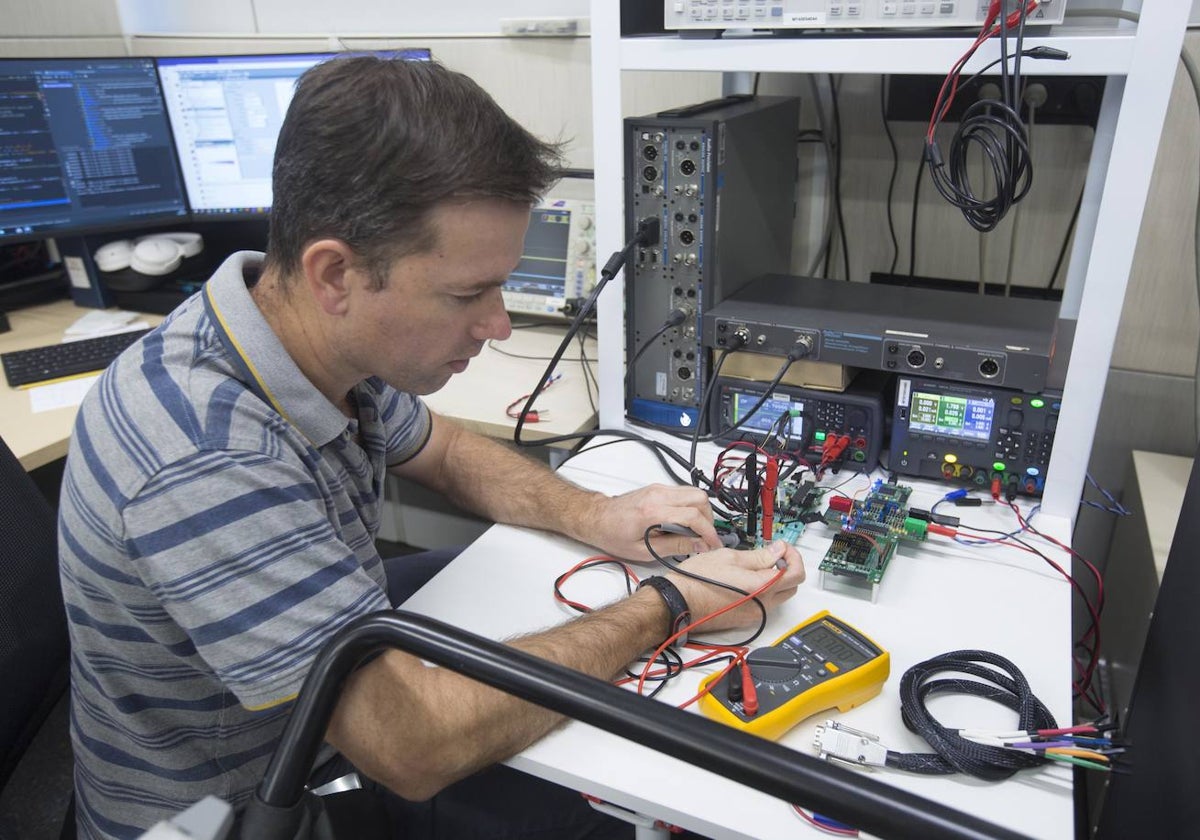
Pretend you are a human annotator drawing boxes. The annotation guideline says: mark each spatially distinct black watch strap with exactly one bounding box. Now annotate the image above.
[637,575,692,646]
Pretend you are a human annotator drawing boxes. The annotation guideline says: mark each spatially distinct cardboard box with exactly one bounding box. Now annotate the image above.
[722,352,853,392]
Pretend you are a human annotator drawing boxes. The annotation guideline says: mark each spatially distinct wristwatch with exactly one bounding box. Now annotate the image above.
[637,575,692,646]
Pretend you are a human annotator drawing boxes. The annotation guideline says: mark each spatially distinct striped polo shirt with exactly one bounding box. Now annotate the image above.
[58,251,432,839]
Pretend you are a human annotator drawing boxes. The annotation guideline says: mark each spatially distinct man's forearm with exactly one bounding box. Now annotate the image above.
[329,586,673,801]
[427,424,601,541]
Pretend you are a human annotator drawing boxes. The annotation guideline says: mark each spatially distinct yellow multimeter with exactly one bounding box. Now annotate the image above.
[698,610,889,741]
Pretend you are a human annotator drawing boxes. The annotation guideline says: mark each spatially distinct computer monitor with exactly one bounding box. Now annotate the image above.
[156,50,431,219]
[0,57,189,242]
[503,197,596,320]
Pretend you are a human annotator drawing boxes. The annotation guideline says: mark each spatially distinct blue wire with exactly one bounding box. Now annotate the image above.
[813,812,859,833]
[1082,472,1131,516]
[953,501,1036,546]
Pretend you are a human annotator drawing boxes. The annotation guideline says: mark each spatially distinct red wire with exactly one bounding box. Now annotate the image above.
[636,566,786,698]
[554,557,763,706]
[792,806,860,836]
[553,556,641,614]
[926,1,1040,142]
[1004,501,1107,713]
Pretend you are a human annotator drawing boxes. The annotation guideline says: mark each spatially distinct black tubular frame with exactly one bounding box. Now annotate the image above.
[243,610,1028,840]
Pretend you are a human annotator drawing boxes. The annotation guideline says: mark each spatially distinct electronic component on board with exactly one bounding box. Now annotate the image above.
[819,481,929,601]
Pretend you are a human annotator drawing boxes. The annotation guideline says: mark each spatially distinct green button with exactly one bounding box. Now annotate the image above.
[1030,398,1045,408]
[814,431,826,441]
[993,462,1007,472]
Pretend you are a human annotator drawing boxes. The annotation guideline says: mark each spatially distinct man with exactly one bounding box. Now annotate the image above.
[58,57,805,839]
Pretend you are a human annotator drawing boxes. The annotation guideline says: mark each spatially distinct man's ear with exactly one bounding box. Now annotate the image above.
[299,239,362,316]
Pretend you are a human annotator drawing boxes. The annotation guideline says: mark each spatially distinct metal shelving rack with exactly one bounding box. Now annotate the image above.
[589,1,1190,528]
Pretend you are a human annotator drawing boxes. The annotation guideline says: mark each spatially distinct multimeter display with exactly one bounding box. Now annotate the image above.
[698,610,889,740]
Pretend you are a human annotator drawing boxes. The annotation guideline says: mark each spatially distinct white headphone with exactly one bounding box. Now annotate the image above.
[94,232,204,276]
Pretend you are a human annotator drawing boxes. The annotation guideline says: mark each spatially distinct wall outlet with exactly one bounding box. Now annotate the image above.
[500,17,587,36]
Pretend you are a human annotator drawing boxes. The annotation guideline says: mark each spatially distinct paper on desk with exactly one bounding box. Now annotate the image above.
[29,374,101,412]
[64,309,141,337]
[62,321,151,343]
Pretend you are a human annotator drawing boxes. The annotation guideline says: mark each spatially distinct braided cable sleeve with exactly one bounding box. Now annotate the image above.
[891,650,1058,781]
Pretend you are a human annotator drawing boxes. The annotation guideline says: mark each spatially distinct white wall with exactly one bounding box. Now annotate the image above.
[116,0,591,35]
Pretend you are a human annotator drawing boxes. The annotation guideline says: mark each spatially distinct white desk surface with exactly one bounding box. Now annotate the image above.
[402,436,1076,840]
[421,324,597,447]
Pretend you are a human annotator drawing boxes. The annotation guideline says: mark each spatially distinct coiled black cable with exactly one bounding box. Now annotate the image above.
[888,650,1057,780]
[926,98,1032,233]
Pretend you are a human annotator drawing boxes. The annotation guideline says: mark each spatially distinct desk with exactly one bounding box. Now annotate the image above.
[0,299,164,471]
[402,439,1076,839]
[422,325,597,447]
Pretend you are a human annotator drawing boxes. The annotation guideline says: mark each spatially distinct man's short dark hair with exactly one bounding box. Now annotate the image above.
[265,56,564,288]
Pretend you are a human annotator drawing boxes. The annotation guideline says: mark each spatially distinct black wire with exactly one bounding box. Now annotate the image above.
[924,4,1034,232]
[909,149,922,278]
[828,75,851,282]
[688,348,733,476]
[689,351,799,483]
[706,354,799,446]
[881,75,901,276]
[889,650,1056,779]
[1047,185,1084,289]
[642,525,768,651]
[576,329,597,417]
[625,316,683,391]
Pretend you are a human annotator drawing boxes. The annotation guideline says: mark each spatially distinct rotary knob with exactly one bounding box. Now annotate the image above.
[745,646,803,683]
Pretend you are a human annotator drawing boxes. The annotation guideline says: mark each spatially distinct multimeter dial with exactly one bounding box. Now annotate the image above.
[745,646,803,683]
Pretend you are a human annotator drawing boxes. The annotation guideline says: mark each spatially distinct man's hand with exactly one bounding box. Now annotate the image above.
[579,483,721,562]
[665,540,805,633]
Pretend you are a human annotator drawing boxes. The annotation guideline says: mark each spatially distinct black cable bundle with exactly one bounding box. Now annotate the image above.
[924,1,1044,233]
[890,650,1056,780]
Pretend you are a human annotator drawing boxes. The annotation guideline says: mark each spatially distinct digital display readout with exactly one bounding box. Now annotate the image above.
[796,623,869,668]
[731,392,803,437]
[908,390,995,441]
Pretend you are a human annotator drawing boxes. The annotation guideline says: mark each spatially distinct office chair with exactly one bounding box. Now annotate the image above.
[0,435,75,840]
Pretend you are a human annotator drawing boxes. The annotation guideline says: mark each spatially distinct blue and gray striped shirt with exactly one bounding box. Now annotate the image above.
[58,251,431,839]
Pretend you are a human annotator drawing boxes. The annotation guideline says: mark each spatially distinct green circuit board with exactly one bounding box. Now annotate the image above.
[819,481,927,599]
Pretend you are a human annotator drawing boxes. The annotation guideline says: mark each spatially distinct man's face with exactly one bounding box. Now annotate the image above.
[350,198,527,395]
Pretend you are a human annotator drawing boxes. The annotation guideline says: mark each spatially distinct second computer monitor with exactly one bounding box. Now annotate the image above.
[156,50,430,219]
